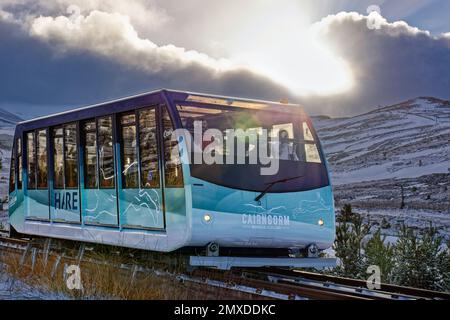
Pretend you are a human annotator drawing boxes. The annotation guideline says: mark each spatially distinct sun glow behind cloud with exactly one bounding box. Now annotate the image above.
[225,3,354,96]
[1,0,355,97]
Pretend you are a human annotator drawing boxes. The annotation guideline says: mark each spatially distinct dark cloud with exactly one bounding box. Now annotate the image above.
[300,12,450,116]
[1,9,450,119]
[0,18,291,119]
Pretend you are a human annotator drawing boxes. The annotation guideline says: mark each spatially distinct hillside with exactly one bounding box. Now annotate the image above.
[313,97,450,235]
[0,108,19,229]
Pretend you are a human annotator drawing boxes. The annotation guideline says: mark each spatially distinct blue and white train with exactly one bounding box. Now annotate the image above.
[8,89,335,269]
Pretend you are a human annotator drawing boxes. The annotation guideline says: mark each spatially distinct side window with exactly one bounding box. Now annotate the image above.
[37,129,48,188]
[305,144,322,164]
[139,108,160,188]
[162,106,183,187]
[120,113,138,188]
[9,140,16,193]
[17,138,22,189]
[98,116,115,188]
[302,121,321,164]
[53,128,64,189]
[83,120,98,189]
[302,122,314,141]
[64,123,78,188]
[26,132,36,189]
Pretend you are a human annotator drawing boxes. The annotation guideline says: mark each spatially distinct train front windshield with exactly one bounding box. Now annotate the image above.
[177,102,330,193]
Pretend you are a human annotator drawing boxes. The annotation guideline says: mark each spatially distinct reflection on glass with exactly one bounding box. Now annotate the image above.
[139,109,160,188]
[98,116,115,188]
[177,105,323,165]
[53,128,64,189]
[9,141,15,192]
[163,107,183,187]
[64,123,78,188]
[121,113,135,125]
[37,130,48,188]
[120,113,138,188]
[84,121,97,189]
[17,138,22,189]
[305,143,321,163]
[269,124,297,161]
[303,122,314,141]
[27,132,36,189]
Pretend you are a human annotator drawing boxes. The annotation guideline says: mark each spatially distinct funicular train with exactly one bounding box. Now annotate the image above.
[8,89,335,269]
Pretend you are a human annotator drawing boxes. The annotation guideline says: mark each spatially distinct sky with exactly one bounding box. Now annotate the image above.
[0,0,449,119]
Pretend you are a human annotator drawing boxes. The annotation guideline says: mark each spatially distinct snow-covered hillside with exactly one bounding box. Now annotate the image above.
[314,97,450,184]
[0,108,19,230]
[313,97,450,235]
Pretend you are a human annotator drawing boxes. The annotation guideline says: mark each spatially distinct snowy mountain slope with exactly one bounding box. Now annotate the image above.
[0,108,19,228]
[313,97,450,185]
[313,96,450,233]
[0,108,23,125]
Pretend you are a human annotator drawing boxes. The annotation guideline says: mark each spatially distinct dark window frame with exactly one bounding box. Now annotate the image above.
[9,139,16,193]
[17,137,22,190]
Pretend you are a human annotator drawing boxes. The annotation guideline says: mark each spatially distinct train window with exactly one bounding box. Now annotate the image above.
[98,116,115,188]
[27,132,36,189]
[139,108,160,188]
[305,143,322,163]
[9,141,16,193]
[162,107,183,187]
[83,120,98,189]
[120,113,138,188]
[302,122,314,141]
[37,129,48,189]
[17,138,22,189]
[53,128,64,189]
[64,123,79,188]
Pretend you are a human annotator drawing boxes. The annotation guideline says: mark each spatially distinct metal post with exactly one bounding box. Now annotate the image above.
[20,243,32,266]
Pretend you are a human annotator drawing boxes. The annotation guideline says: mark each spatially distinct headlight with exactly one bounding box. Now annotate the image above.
[203,213,212,223]
[318,218,324,226]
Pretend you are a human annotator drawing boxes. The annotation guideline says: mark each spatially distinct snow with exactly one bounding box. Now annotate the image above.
[315,97,450,239]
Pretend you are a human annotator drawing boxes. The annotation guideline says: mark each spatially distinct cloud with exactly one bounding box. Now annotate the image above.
[300,11,450,116]
[29,10,236,74]
[0,8,290,119]
[1,2,450,118]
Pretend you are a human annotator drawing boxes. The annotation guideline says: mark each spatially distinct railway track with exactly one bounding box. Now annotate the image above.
[1,235,449,300]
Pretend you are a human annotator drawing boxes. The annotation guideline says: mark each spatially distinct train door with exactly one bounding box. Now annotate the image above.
[80,117,119,227]
[159,104,186,227]
[117,107,165,230]
[24,130,50,221]
[49,124,81,223]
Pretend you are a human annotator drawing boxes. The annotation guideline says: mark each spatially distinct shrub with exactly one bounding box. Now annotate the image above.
[338,204,355,223]
[364,229,395,283]
[333,213,370,279]
[392,225,449,291]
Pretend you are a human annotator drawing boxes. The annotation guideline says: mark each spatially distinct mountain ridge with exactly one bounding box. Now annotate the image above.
[313,96,450,216]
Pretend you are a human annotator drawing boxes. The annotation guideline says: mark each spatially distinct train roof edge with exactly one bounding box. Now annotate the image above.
[17,88,304,127]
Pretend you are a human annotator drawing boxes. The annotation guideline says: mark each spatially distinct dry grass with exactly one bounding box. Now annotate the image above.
[0,247,201,300]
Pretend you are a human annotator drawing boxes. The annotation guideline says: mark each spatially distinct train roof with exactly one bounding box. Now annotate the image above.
[17,89,305,131]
